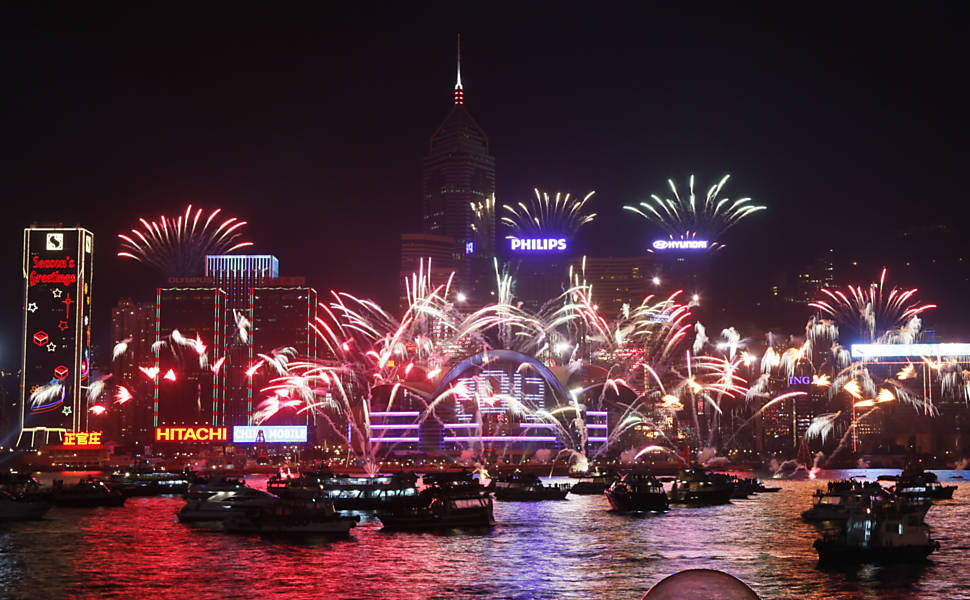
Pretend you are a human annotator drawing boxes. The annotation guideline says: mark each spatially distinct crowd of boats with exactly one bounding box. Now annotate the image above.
[801,462,957,563]
[0,459,961,565]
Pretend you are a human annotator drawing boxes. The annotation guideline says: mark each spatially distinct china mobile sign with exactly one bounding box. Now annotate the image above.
[652,239,709,250]
[508,237,567,252]
[233,425,308,443]
[155,427,228,442]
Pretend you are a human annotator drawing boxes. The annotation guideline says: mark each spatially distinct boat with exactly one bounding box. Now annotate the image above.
[267,468,420,511]
[879,462,957,500]
[569,470,617,495]
[177,488,280,523]
[492,472,569,501]
[0,491,51,520]
[223,498,360,535]
[107,465,189,497]
[184,473,247,500]
[376,472,493,530]
[802,480,889,522]
[668,465,735,505]
[50,478,125,507]
[605,472,669,513]
[814,498,940,563]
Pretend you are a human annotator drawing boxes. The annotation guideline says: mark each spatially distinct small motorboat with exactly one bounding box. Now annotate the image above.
[223,498,359,535]
[108,465,189,497]
[492,472,569,501]
[605,472,669,513]
[50,478,125,508]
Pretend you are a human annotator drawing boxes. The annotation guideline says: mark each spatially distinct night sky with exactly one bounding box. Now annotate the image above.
[3,3,969,366]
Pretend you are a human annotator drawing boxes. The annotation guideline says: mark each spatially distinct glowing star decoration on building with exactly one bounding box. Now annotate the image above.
[116,205,254,276]
[501,188,597,238]
[624,174,763,251]
[27,302,38,313]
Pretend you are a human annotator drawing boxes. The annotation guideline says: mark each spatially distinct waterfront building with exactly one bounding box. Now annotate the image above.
[110,298,155,445]
[18,226,95,448]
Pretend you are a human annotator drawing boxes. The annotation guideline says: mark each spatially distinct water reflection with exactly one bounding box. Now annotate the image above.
[0,470,965,599]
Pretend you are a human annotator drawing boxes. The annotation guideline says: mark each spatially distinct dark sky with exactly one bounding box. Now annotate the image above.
[2,2,969,366]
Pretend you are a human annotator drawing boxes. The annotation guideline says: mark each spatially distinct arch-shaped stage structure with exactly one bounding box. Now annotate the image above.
[430,349,571,406]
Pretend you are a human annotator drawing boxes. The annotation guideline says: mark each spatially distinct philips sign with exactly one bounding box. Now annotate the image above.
[233,425,308,443]
[652,239,709,250]
[509,237,567,252]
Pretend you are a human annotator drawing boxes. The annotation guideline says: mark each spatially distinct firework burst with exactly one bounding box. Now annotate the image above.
[624,174,764,246]
[501,188,596,238]
[117,204,253,275]
[808,268,936,343]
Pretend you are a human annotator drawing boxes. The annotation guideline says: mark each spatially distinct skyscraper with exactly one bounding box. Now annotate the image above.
[420,37,496,303]
[18,226,95,448]
[204,254,279,427]
[110,298,155,445]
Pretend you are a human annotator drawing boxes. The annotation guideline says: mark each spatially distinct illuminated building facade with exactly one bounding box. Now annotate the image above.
[154,287,227,430]
[204,255,279,428]
[18,227,95,448]
[249,286,318,428]
[110,298,155,445]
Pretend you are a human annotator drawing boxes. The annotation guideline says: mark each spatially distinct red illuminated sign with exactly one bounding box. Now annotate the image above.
[154,427,228,442]
[33,331,49,346]
[53,365,69,379]
[63,432,102,446]
[28,255,79,287]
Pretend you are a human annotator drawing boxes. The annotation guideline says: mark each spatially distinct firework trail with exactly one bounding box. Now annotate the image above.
[808,268,935,343]
[624,174,764,247]
[112,338,131,360]
[501,188,596,237]
[117,204,253,275]
[469,194,496,252]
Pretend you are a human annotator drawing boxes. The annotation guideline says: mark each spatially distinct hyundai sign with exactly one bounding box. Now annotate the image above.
[652,239,709,250]
[233,425,308,443]
[509,237,567,252]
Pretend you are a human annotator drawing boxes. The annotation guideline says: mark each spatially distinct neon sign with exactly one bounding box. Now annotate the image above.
[154,427,228,442]
[509,237,567,252]
[788,376,811,385]
[63,432,102,446]
[851,343,970,359]
[232,425,307,443]
[465,241,474,254]
[652,239,709,250]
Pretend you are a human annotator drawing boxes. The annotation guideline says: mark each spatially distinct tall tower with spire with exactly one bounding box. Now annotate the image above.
[421,36,496,265]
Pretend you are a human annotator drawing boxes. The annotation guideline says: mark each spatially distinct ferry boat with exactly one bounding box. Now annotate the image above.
[51,478,125,507]
[376,472,493,530]
[223,498,360,535]
[177,488,279,523]
[668,466,735,505]
[569,470,617,495]
[267,469,419,511]
[492,472,569,501]
[0,491,51,520]
[605,472,669,513]
[814,499,940,563]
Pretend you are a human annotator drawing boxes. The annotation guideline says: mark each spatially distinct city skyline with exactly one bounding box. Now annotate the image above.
[3,3,970,366]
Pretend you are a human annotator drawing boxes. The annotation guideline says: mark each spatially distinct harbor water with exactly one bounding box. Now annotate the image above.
[0,470,968,599]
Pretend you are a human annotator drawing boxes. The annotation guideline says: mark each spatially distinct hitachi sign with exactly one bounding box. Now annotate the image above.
[509,237,567,252]
[155,426,228,442]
